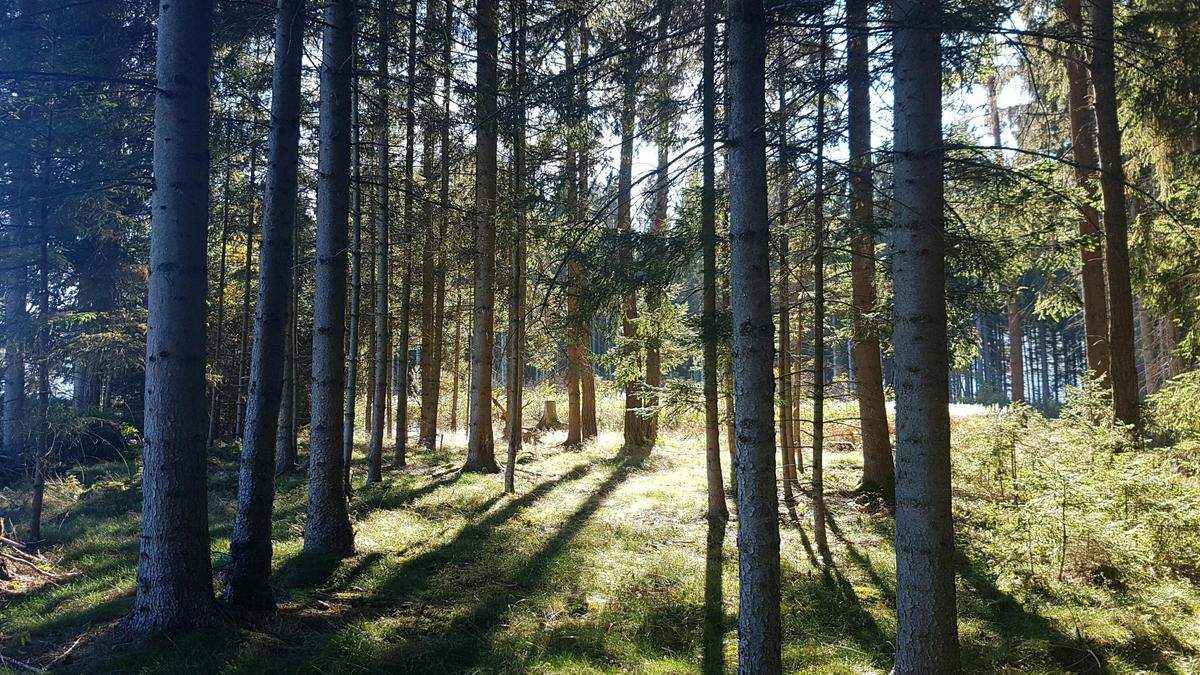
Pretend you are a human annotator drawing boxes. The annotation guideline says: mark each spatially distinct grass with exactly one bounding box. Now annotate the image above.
[2,412,1199,673]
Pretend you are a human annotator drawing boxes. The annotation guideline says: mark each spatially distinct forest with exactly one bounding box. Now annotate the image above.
[1,0,1199,671]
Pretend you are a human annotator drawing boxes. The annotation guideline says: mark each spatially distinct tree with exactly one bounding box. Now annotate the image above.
[464,0,501,473]
[727,0,781,666]
[847,0,894,502]
[367,0,392,484]
[127,0,219,633]
[505,0,528,494]
[1090,0,1139,428]
[224,0,305,610]
[304,0,356,558]
[890,0,959,668]
[701,0,728,523]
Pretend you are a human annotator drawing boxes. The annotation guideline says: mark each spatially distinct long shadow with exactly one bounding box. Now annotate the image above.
[372,456,644,670]
[701,517,727,675]
[825,511,894,602]
[791,524,892,665]
[860,517,1121,674]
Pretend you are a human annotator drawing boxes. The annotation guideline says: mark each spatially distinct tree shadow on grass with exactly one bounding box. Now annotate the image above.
[702,517,728,675]
[360,456,645,671]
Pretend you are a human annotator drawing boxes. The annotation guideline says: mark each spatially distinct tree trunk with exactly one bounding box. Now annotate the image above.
[367,0,392,483]
[577,21,598,443]
[224,0,305,610]
[1089,0,1139,428]
[505,0,527,493]
[129,0,219,632]
[701,0,728,522]
[891,0,959,668]
[450,288,463,431]
[394,0,420,466]
[304,0,356,558]
[207,147,233,448]
[618,40,650,454]
[727,0,781,666]
[236,147,258,439]
[464,0,500,473]
[811,20,829,557]
[775,60,795,507]
[847,0,893,502]
[1008,296,1025,402]
[343,45,364,487]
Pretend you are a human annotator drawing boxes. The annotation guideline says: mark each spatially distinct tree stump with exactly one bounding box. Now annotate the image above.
[535,400,561,430]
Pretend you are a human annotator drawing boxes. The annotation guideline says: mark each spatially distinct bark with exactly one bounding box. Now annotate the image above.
[1008,296,1025,402]
[1089,0,1139,428]
[450,288,463,431]
[727,0,781,666]
[464,0,500,473]
[891,0,959,668]
[775,65,794,506]
[224,0,305,610]
[367,0,392,483]
[563,29,583,448]
[578,22,598,442]
[343,46,363,486]
[31,113,52,542]
[128,0,219,632]
[701,0,728,522]
[236,147,258,438]
[417,0,444,450]
[275,286,297,475]
[505,0,527,493]
[395,0,420,467]
[811,21,829,557]
[304,0,356,558]
[207,148,233,448]
[847,0,893,502]
[1062,0,1110,381]
[618,40,650,453]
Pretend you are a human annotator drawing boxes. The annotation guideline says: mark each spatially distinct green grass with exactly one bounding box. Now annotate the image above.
[2,421,1198,673]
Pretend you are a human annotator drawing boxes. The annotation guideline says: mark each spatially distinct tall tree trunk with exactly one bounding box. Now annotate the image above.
[450,288,463,431]
[275,265,298,475]
[847,0,893,502]
[225,0,305,610]
[1089,0,1139,428]
[563,28,583,448]
[367,0,392,483]
[701,0,727,522]
[426,0,455,448]
[505,0,527,493]
[618,40,650,453]
[207,147,233,448]
[464,0,500,473]
[129,0,219,632]
[811,19,829,557]
[1062,0,1110,380]
[31,112,52,542]
[236,147,258,438]
[304,0,356,558]
[727,0,780,666]
[343,46,364,487]
[577,21,598,442]
[987,76,1025,405]
[395,0,420,467]
[2,124,30,483]
[891,0,959,668]
[775,62,795,506]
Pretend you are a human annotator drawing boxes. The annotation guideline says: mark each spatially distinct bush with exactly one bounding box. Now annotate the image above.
[954,383,1200,594]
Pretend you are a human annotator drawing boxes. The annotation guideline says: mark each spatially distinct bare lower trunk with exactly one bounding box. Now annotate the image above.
[701,0,727,522]
[1090,0,1138,428]
[811,21,829,556]
[343,48,363,485]
[577,22,598,443]
[224,0,305,610]
[618,45,650,453]
[367,0,392,483]
[304,0,355,558]
[129,0,219,632]
[891,0,959,668]
[847,0,894,496]
[464,0,500,473]
[727,0,781,666]
[505,0,527,493]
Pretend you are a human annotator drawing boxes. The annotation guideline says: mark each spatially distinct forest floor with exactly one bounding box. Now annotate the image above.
[2,417,1199,673]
